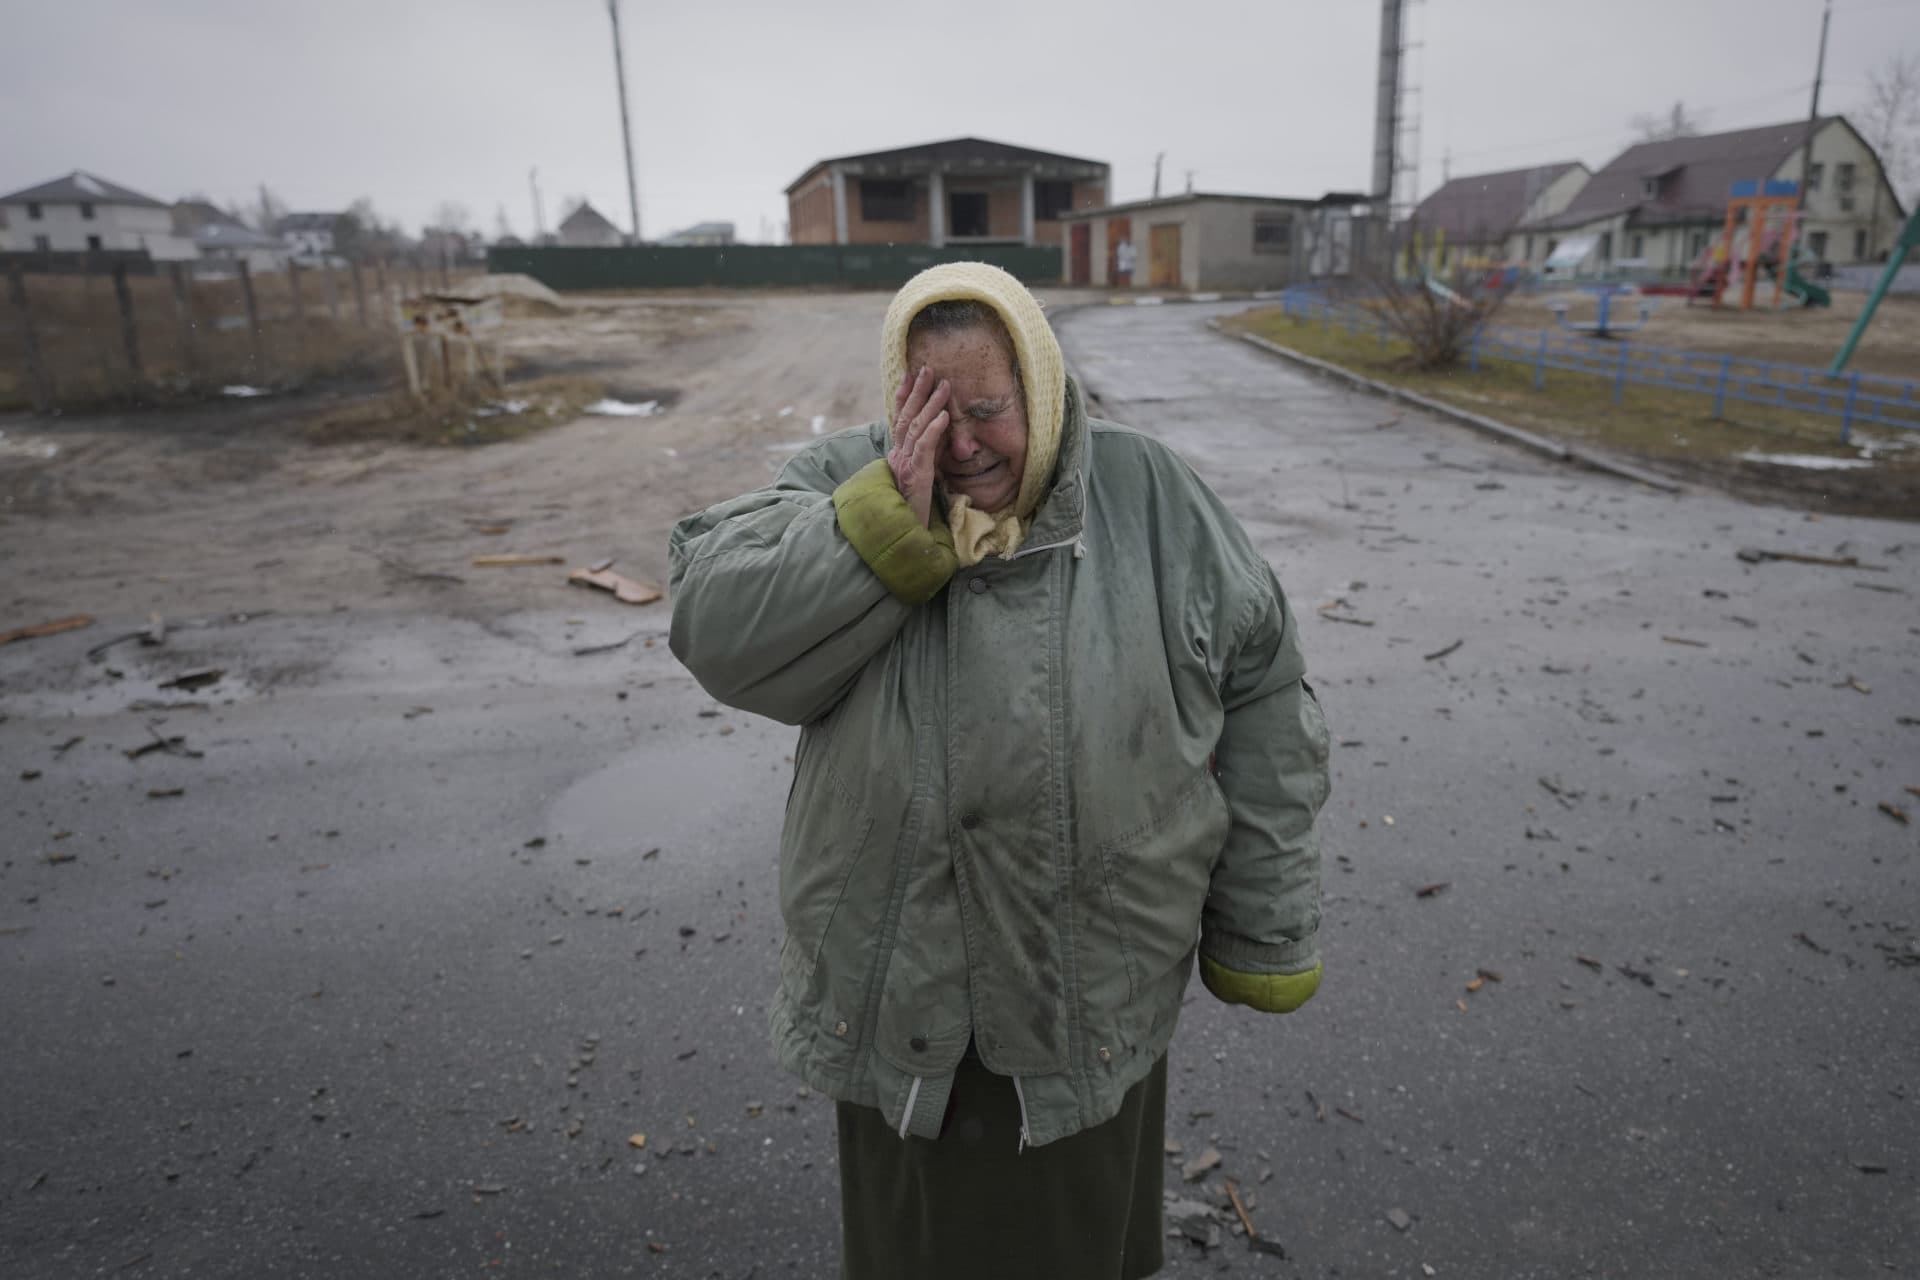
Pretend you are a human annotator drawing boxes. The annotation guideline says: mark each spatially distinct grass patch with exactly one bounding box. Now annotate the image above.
[1223,308,1913,466]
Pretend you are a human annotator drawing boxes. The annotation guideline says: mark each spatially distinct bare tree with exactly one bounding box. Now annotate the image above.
[1352,257,1517,372]
[251,183,290,233]
[430,201,472,234]
[493,204,515,243]
[1860,53,1920,257]
[1630,101,1704,143]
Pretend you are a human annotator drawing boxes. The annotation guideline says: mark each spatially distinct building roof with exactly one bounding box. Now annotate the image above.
[0,170,167,208]
[1060,191,1318,221]
[277,212,341,232]
[173,199,250,236]
[1527,117,1837,231]
[559,202,621,234]
[1411,162,1584,240]
[194,222,286,252]
[787,136,1108,193]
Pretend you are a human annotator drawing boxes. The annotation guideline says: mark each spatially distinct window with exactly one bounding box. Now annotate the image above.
[27,201,42,220]
[948,192,989,237]
[86,234,103,250]
[1252,211,1291,254]
[1809,230,1828,261]
[1640,177,1660,199]
[1034,180,1074,221]
[1806,162,1824,192]
[1629,233,1645,258]
[1855,228,1868,260]
[80,202,95,220]
[33,234,49,251]
[1688,231,1708,258]
[1837,162,1857,213]
[858,179,913,223]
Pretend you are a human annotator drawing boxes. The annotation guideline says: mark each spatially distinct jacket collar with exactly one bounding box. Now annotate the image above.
[1017,375,1089,555]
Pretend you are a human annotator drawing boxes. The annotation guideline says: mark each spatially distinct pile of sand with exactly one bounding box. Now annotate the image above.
[458,273,567,314]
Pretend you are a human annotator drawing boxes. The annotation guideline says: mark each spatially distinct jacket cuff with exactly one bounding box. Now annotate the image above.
[832,459,957,605]
[1200,926,1319,976]
[1199,954,1322,1013]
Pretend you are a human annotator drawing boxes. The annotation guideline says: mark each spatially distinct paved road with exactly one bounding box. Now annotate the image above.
[3,302,1915,1279]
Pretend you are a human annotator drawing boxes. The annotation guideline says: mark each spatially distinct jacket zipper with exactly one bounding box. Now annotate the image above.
[1010,535,1086,562]
[897,1075,923,1140]
[1010,1075,1033,1152]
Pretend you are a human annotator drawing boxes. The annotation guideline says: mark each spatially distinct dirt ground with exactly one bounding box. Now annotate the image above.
[1501,285,1920,378]
[0,291,1107,628]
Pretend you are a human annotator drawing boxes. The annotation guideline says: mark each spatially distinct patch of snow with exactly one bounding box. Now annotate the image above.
[74,173,107,196]
[222,384,270,398]
[1738,451,1873,471]
[663,447,679,457]
[778,406,795,418]
[587,398,660,417]
[474,398,531,418]
[810,414,826,436]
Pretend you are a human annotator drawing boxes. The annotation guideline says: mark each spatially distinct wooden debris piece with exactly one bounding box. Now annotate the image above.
[568,567,663,606]
[1,615,93,647]
[472,553,565,567]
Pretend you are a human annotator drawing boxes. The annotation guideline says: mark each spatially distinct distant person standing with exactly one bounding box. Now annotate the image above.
[1114,236,1138,287]
[669,262,1329,1279]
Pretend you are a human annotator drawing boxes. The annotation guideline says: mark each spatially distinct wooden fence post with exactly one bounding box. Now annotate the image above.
[111,262,143,386]
[237,259,264,376]
[169,261,198,380]
[322,261,341,322]
[287,259,308,362]
[376,258,391,312]
[6,266,54,414]
[351,260,369,326]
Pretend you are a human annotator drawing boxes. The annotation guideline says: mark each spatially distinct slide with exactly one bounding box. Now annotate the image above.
[1784,261,1831,308]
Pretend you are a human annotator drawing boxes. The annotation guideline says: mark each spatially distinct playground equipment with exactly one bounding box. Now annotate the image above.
[1549,283,1652,339]
[1689,179,1830,310]
[1829,208,1920,375]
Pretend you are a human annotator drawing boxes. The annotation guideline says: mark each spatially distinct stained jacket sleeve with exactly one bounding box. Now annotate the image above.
[668,435,954,726]
[1198,562,1330,1012]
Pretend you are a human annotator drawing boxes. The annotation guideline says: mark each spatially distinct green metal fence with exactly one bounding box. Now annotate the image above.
[486,244,1064,291]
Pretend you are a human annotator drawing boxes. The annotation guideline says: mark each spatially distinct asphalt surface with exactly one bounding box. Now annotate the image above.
[3,301,1916,1280]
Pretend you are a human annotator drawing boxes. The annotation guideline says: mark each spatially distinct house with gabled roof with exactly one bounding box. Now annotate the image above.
[557,201,624,248]
[785,137,1109,248]
[1513,116,1906,277]
[0,170,198,261]
[1408,161,1590,270]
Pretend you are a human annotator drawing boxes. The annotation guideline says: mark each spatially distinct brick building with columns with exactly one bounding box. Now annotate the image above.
[784,137,1109,249]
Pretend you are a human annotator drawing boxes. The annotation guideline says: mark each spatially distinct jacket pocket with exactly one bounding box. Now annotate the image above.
[1094,767,1232,1004]
[779,728,877,972]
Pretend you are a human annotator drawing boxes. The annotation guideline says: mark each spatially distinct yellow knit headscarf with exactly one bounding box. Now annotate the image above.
[880,263,1065,565]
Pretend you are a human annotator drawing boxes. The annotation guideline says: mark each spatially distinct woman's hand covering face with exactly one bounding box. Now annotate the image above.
[887,366,951,528]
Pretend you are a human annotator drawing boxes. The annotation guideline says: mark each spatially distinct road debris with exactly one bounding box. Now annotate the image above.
[147,787,185,799]
[1575,954,1603,970]
[573,631,646,657]
[1415,882,1450,899]
[1736,548,1885,570]
[1660,635,1708,648]
[159,668,225,692]
[1,615,93,646]
[1223,1178,1261,1245]
[124,727,203,760]
[1878,802,1909,825]
[1181,1147,1222,1182]
[472,553,565,567]
[567,566,663,606]
[1165,1196,1223,1249]
[1422,639,1464,661]
[43,851,77,865]
[355,546,464,586]
[1386,1207,1413,1232]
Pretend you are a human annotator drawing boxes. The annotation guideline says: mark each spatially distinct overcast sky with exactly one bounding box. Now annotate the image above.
[3,0,1913,242]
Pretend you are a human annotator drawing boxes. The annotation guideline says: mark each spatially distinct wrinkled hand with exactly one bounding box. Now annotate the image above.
[887,366,950,528]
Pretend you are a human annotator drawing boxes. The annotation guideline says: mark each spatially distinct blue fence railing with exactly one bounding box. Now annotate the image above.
[1273,289,1918,443]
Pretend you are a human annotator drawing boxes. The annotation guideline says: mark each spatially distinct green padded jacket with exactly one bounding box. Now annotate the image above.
[667,377,1329,1148]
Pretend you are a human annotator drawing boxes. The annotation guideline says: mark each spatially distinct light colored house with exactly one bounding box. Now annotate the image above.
[277,211,342,263]
[557,202,625,248]
[1407,161,1589,269]
[657,220,736,246]
[0,170,198,260]
[1514,116,1906,278]
[1058,193,1316,291]
[785,137,1108,249]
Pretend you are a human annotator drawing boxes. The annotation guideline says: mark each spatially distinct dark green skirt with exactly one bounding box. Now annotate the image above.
[836,1053,1167,1280]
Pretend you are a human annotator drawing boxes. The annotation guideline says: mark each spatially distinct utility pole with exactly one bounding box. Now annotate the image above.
[1184,170,1195,195]
[1152,152,1165,200]
[606,0,642,244]
[1795,0,1831,215]
[529,167,545,242]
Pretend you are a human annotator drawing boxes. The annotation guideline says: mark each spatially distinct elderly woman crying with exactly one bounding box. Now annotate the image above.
[669,263,1330,1280]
